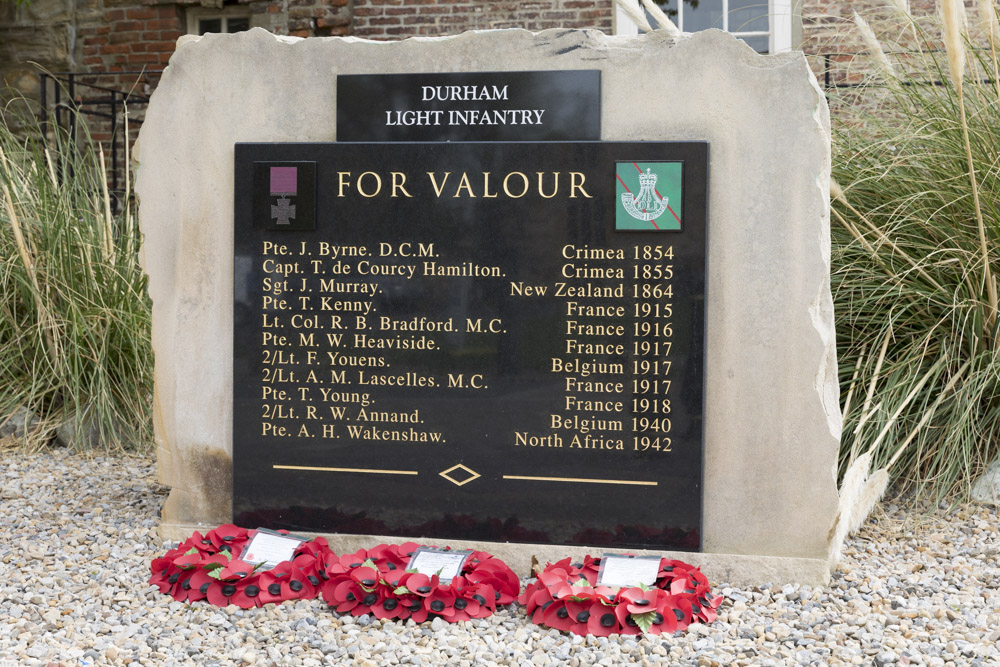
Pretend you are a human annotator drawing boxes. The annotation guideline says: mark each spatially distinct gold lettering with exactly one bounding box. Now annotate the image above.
[569,172,592,198]
[391,172,412,198]
[537,171,559,199]
[503,171,529,198]
[357,171,382,197]
[454,172,476,198]
[482,172,498,198]
[514,432,563,447]
[427,172,451,197]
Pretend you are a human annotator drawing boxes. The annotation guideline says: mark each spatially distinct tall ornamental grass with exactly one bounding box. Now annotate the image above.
[831,0,1000,499]
[0,106,151,452]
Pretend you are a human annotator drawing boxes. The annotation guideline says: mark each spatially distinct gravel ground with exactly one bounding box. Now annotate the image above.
[1,447,999,667]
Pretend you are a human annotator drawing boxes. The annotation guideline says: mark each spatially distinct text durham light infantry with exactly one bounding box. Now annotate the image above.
[384,84,548,127]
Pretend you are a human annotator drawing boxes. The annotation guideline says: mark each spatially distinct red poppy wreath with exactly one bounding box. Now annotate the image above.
[319,542,519,622]
[149,524,334,608]
[519,556,723,637]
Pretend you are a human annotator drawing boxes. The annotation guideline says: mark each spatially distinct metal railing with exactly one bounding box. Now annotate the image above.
[817,49,996,91]
[38,71,162,205]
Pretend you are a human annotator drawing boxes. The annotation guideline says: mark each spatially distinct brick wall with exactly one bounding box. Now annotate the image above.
[1,0,77,109]
[801,0,998,87]
[353,0,613,40]
[78,3,182,75]
[7,0,903,102]
[12,0,1000,104]
[26,0,351,93]
[287,0,351,37]
[13,0,999,137]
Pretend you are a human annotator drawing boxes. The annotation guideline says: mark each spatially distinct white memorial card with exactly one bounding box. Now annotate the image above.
[406,547,473,583]
[242,529,307,569]
[596,554,662,588]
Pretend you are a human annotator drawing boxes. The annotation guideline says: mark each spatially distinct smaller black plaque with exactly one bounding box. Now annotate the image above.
[337,71,601,141]
[253,162,316,231]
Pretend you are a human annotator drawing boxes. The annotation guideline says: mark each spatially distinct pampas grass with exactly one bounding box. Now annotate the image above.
[0,104,152,452]
[639,0,681,36]
[613,0,682,35]
[614,0,654,32]
[889,0,910,16]
[977,0,1000,106]
[978,0,1000,43]
[831,6,1000,503]
[942,0,967,91]
[940,0,997,331]
[854,11,897,79]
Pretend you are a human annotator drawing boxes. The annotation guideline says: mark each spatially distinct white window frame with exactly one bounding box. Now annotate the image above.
[615,0,793,54]
[186,5,253,35]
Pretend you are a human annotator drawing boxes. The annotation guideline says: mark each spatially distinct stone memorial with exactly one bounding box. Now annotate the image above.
[136,27,841,585]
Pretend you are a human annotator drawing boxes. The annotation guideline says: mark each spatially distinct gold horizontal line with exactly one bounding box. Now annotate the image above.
[274,465,418,475]
[502,475,657,487]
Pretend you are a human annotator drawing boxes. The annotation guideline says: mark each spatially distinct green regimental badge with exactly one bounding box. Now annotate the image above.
[615,161,683,231]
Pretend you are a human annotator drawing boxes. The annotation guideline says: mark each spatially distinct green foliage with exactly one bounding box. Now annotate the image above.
[0,105,152,453]
[831,5,1000,499]
[631,610,656,634]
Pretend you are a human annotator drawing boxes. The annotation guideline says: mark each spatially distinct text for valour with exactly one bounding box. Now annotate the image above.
[334,171,592,199]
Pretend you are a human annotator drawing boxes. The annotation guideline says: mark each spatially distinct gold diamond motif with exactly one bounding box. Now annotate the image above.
[439,464,481,487]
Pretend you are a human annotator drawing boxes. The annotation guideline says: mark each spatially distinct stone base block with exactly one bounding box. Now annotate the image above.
[159,522,831,587]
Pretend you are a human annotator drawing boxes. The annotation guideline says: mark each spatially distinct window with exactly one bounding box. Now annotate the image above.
[615,0,795,54]
[186,5,252,35]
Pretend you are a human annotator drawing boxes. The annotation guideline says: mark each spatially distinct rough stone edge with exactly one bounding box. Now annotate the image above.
[791,35,844,566]
[159,522,831,587]
[169,26,815,69]
[802,40,844,563]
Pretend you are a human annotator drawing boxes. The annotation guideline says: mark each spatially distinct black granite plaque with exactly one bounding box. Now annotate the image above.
[234,141,708,551]
[337,71,601,141]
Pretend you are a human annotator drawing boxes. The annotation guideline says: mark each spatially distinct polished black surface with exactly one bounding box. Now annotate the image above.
[234,141,708,551]
[337,71,601,141]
